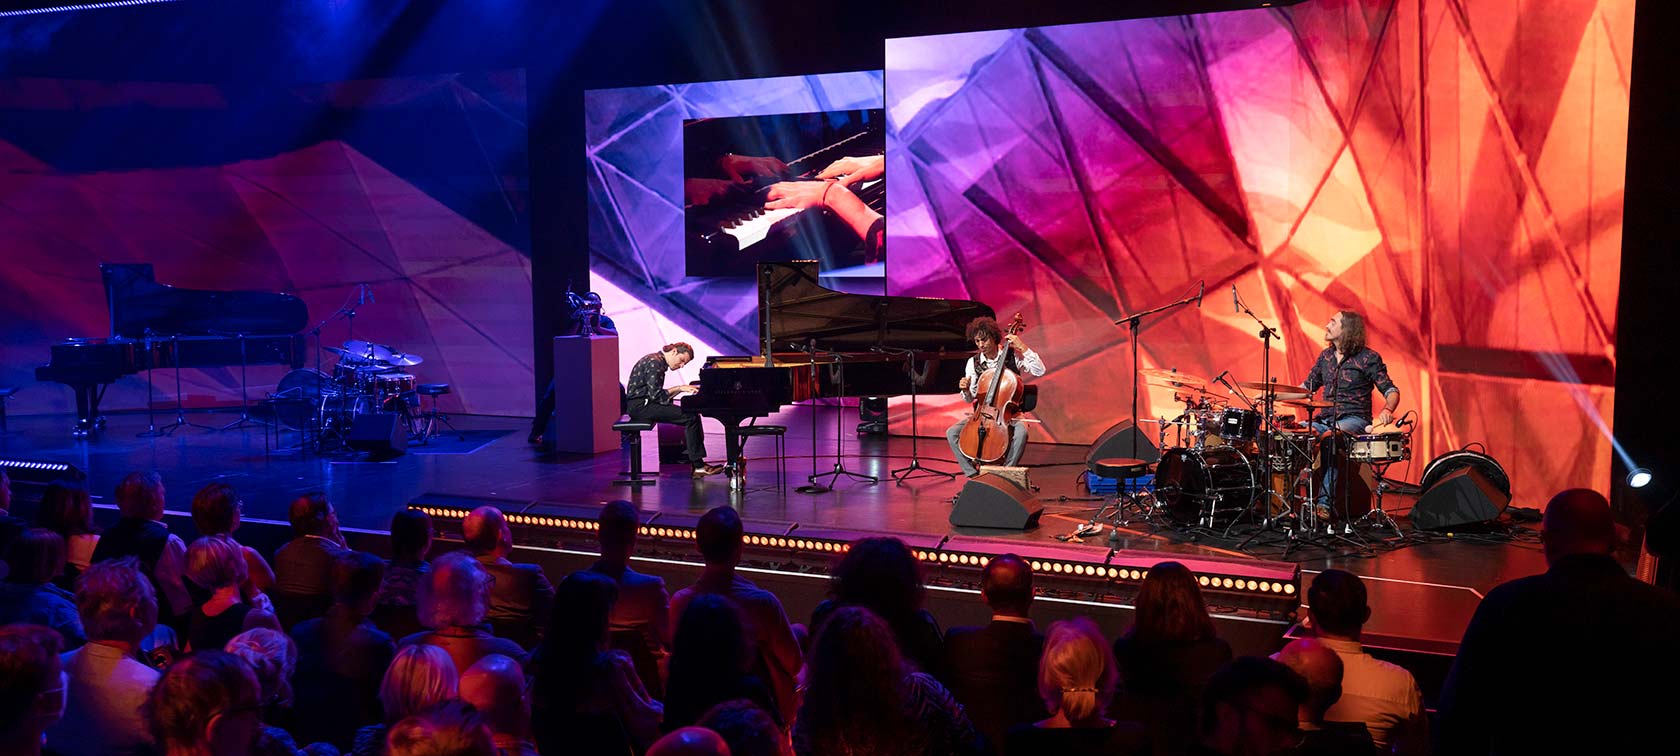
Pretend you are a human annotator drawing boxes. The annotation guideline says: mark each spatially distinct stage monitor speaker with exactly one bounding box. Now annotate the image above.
[1086,419,1160,465]
[349,413,408,458]
[1411,466,1509,531]
[950,473,1043,530]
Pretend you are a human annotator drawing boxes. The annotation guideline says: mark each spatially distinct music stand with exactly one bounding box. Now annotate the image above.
[151,334,216,435]
[889,347,957,485]
[137,330,165,438]
[219,332,269,431]
[802,351,877,492]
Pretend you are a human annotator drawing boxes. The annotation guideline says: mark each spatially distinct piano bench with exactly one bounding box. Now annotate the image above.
[0,385,14,435]
[611,419,658,487]
[738,424,788,484]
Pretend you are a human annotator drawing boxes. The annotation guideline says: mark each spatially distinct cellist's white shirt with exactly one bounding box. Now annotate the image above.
[960,347,1045,402]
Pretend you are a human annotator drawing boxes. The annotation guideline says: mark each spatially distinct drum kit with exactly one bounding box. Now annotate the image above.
[268,339,430,451]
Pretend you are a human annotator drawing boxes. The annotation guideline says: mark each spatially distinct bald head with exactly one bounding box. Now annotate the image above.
[1542,489,1618,563]
[981,554,1033,617]
[1276,638,1344,721]
[462,506,510,556]
[648,727,732,756]
[459,654,527,737]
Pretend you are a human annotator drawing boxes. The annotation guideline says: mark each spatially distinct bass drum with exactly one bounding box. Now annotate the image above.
[1153,445,1260,525]
[270,369,335,430]
[1419,450,1511,500]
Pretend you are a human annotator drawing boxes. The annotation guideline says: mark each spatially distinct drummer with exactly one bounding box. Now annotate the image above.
[1300,311,1400,435]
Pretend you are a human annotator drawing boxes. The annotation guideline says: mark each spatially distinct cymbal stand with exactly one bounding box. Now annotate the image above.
[887,347,957,485]
[804,352,877,491]
[219,332,267,431]
[1113,282,1205,458]
[137,330,166,438]
[155,334,216,435]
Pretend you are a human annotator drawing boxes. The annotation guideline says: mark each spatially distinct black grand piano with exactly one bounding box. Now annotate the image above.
[35,264,309,436]
[681,261,993,468]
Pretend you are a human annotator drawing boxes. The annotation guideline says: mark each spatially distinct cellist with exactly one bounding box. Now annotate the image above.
[945,316,1046,477]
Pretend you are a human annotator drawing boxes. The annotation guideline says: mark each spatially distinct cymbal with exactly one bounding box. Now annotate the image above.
[384,351,423,367]
[341,340,424,367]
[1278,398,1333,409]
[1237,380,1309,400]
[1139,368,1207,388]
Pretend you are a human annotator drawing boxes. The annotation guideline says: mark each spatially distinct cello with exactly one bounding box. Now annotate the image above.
[956,313,1027,467]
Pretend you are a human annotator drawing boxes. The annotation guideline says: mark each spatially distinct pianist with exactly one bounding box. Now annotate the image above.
[626,343,726,478]
[946,317,1047,477]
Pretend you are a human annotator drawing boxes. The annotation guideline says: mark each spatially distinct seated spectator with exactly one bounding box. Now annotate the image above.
[225,628,337,756]
[33,480,98,589]
[665,593,779,730]
[1111,561,1232,753]
[588,500,671,697]
[352,644,459,756]
[1303,569,1426,755]
[385,700,494,756]
[670,507,802,724]
[373,510,432,640]
[399,552,526,673]
[0,624,65,756]
[810,537,943,677]
[0,469,25,559]
[1437,488,1680,755]
[0,528,84,647]
[647,727,732,756]
[1195,657,1308,756]
[531,570,663,755]
[940,553,1046,747]
[293,551,397,750]
[48,558,162,756]
[461,506,554,649]
[192,483,277,598]
[91,471,191,627]
[1274,638,1375,756]
[792,606,984,756]
[697,700,788,756]
[273,493,350,629]
[147,650,266,756]
[187,536,277,653]
[459,654,537,756]
[1004,618,1147,756]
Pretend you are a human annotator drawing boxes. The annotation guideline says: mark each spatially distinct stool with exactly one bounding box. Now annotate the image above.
[1089,457,1159,527]
[414,384,462,444]
[0,386,15,435]
[1090,457,1150,481]
[612,418,657,487]
[737,423,788,487]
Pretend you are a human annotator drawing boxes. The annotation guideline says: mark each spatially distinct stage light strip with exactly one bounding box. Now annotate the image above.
[0,0,180,17]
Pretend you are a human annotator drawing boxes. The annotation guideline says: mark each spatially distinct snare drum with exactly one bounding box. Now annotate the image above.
[371,372,417,394]
[1348,432,1409,463]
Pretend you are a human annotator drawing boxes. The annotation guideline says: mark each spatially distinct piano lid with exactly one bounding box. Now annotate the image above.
[757,261,993,362]
[100,263,309,339]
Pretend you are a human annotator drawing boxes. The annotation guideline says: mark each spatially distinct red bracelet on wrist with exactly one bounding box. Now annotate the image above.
[821,181,837,207]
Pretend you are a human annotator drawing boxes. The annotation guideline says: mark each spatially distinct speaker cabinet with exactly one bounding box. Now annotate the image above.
[1087,419,1161,465]
[950,473,1043,530]
[349,413,408,458]
[1411,466,1509,530]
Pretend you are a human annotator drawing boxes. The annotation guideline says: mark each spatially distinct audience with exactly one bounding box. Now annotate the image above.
[1111,561,1232,753]
[224,627,335,755]
[192,483,277,598]
[293,551,397,750]
[588,500,671,697]
[0,528,85,646]
[647,727,732,756]
[793,605,984,756]
[1304,569,1427,755]
[1004,617,1147,755]
[91,471,192,627]
[809,536,943,677]
[398,552,527,674]
[670,506,802,724]
[187,535,277,652]
[664,593,779,731]
[33,480,98,588]
[0,624,65,756]
[940,553,1046,748]
[1274,638,1376,756]
[1194,657,1308,756]
[460,506,554,649]
[1436,488,1680,754]
[530,570,664,754]
[147,650,265,756]
[48,558,161,756]
[372,509,432,640]
[0,469,24,559]
[459,654,538,756]
[273,493,351,629]
[696,700,788,756]
[385,700,494,756]
[353,644,459,756]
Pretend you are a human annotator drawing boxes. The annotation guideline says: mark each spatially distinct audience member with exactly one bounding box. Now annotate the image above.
[187,535,276,652]
[697,700,788,756]
[531,570,663,754]
[192,483,277,597]
[225,627,335,756]
[372,509,432,640]
[588,500,671,697]
[1274,638,1376,756]
[385,700,494,756]
[398,552,526,674]
[48,558,161,756]
[460,506,554,649]
[147,650,265,756]
[1004,617,1147,756]
[0,469,24,559]
[91,471,191,626]
[665,593,779,730]
[1111,561,1232,753]
[1194,657,1308,756]
[1436,488,1680,754]
[1304,569,1426,755]
[809,536,943,677]
[273,493,350,628]
[33,480,98,588]
[647,727,732,756]
[793,606,984,756]
[352,644,459,756]
[940,553,1047,748]
[670,506,802,724]
[293,551,397,750]
[0,528,85,646]
[0,624,65,756]
[459,654,538,756]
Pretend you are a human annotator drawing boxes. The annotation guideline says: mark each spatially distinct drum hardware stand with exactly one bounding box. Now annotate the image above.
[1356,459,1405,538]
[885,347,958,485]
[1114,282,1205,458]
[151,334,217,435]
[803,351,878,492]
[137,330,166,438]
[218,331,269,431]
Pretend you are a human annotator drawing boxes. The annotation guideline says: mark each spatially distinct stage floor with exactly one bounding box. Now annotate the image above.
[2,404,1557,657]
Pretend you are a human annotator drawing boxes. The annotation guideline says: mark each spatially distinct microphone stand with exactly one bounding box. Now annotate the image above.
[882,346,957,485]
[794,340,830,494]
[1113,284,1205,459]
[137,328,165,438]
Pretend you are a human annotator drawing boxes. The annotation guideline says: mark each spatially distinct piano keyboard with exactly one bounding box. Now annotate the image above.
[722,178,883,251]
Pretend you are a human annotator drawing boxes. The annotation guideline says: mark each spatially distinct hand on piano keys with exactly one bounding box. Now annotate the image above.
[816,154,884,188]
[719,153,790,183]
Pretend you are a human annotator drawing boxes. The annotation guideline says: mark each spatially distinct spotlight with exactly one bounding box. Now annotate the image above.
[1629,468,1653,489]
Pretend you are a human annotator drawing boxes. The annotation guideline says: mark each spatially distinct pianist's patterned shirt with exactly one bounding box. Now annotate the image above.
[626,352,674,410]
[1302,345,1397,424]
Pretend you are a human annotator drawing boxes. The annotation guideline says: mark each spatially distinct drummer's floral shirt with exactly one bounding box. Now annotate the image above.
[1302,345,1397,424]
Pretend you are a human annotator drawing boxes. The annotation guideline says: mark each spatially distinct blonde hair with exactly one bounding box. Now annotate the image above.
[1038,618,1119,722]
[225,628,298,707]
[186,535,248,590]
[380,644,460,724]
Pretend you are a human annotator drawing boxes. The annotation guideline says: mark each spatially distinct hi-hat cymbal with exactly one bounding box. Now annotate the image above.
[1140,368,1207,388]
[1237,380,1309,400]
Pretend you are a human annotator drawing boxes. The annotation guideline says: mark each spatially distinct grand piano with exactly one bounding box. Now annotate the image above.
[35,263,309,436]
[682,261,993,468]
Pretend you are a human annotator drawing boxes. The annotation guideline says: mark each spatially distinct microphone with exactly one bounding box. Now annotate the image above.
[365,284,374,304]
[1232,285,1239,314]
[1197,280,1205,308]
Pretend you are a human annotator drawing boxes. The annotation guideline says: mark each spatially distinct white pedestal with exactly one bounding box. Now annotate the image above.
[550,335,621,454]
